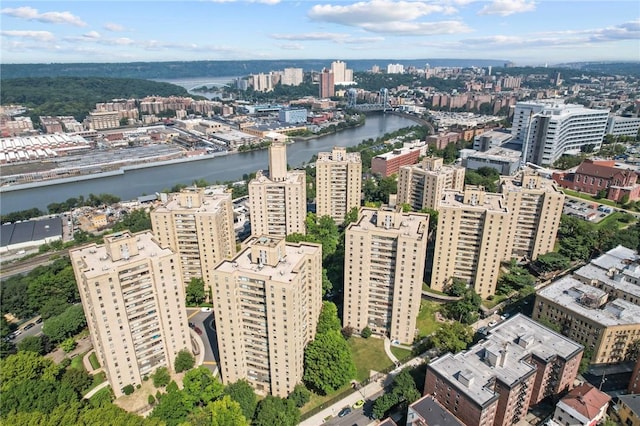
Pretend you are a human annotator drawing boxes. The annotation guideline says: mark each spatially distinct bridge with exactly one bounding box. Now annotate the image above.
[347,88,393,112]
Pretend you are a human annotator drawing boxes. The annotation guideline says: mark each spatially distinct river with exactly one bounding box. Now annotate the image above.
[1,113,416,213]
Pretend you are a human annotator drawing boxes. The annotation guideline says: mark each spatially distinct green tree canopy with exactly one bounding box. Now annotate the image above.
[174,349,195,373]
[253,395,300,426]
[431,322,474,353]
[149,387,190,426]
[41,304,86,344]
[209,395,250,426]
[303,329,356,395]
[185,278,206,305]
[224,379,257,420]
[0,351,61,392]
[316,301,342,334]
[182,366,225,408]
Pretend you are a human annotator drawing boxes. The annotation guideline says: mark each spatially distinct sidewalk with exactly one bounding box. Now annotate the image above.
[298,353,429,426]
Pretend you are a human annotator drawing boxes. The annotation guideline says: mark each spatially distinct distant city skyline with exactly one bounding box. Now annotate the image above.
[0,1,638,65]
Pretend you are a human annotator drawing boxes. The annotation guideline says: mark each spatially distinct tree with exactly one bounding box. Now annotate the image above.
[185,277,206,305]
[303,329,356,395]
[288,383,311,408]
[534,252,571,273]
[17,335,44,355]
[316,301,342,334]
[431,322,473,353]
[0,351,61,392]
[42,304,86,344]
[443,289,481,324]
[372,368,420,419]
[149,387,190,426]
[60,337,77,353]
[182,366,224,407]
[361,326,372,338]
[174,349,195,373]
[322,268,333,296]
[61,367,93,395]
[1,379,79,417]
[152,366,171,388]
[253,395,300,426]
[210,395,249,426]
[341,326,354,339]
[445,278,468,297]
[224,379,257,420]
[123,384,135,395]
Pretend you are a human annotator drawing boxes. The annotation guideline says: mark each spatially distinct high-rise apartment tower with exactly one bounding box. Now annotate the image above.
[151,186,236,291]
[211,236,322,397]
[343,206,429,344]
[315,146,362,224]
[70,231,190,397]
[397,156,465,211]
[249,142,306,237]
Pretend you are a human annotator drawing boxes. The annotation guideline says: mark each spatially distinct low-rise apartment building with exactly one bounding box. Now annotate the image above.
[425,314,583,426]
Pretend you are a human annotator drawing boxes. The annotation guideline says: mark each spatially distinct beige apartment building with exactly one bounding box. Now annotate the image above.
[315,146,362,224]
[534,276,640,365]
[249,142,306,237]
[396,156,465,211]
[151,186,236,291]
[431,186,509,298]
[343,206,429,344]
[431,169,563,298]
[211,236,322,397]
[70,231,190,397]
[499,170,564,260]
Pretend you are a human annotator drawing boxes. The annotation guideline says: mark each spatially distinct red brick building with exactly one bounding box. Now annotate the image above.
[371,147,422,177]
[553,159,640,202]
[424,315,583,426]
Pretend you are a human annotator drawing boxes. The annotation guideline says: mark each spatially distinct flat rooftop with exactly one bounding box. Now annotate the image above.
[154,188,230,214]
[590,245,640,273]
[316,150,361,163]
[1,217,62,247]
[439,189,507,213]
[215,238,320,284]
[500,169,563,194]
[429,314,582,407]
[250,169,305,185]
[347,207,428,239]
[537,276,640,326]
[574,263,640,301]
[71,231,174,279]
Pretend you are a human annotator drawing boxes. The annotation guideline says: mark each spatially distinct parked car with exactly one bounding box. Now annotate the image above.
[488,320,498,327]
[194,326,203,335]
[24,323,35,330]
[500,313,510,320]
[200,307,212,312]
[338,407,352,417]
[188,322,195,328]
[477,326,488,335]
[352,399,365,409]
[35,318,43,324]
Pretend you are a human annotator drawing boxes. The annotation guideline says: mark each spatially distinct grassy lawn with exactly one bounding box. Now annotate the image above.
[70,353,86,371]
[301,383,352,414]
[86,371,107,392]
[348,337,394,382]
[415,300,441,339]
[482,293,509,309]
[89,352,100,370]
[594,211,636,230]
[390,345,412,362]
[421,283,447,295]
[562,189,620,208]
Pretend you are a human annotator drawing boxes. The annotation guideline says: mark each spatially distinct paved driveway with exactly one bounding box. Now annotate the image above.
[187,308,220,373]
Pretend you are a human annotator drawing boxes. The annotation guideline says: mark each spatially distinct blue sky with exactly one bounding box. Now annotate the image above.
[1,1,638,65]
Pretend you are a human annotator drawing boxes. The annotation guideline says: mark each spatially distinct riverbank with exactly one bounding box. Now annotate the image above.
[0,151,228,193]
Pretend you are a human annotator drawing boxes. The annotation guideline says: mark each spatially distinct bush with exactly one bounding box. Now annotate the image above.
[123,384,134,395]
[148,394,156,405]
[152,367,171,388]
[174,349,195,373]
[361,327,372,338]
[288,383,311,408]
[136,384,141,389]
[60,337,77,353]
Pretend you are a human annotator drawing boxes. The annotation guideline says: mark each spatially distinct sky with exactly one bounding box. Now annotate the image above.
[1,1,639,65]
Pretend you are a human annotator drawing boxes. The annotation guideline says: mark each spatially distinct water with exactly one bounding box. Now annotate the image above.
[1,113,416,213]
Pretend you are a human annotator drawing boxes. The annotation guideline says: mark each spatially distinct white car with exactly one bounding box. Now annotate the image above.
[488,320,498,327]
[200,307,212,312]
[500,313,510,320]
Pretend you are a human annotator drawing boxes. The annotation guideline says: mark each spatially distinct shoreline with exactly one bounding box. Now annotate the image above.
[0,152,229,193]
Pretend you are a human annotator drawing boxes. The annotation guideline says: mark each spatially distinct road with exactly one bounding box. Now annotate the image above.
[11,319,43,343]
[187,308,220,373]
[324,392,381,426]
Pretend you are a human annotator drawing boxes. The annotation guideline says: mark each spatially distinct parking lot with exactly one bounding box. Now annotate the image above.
[563,198,614,223]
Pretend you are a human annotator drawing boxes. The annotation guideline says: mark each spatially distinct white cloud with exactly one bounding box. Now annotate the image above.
[309,0,455,25]
[0,6,87,26]
[103,22,125,32]
[478,0,535,16]
[359,20,471,35]
[83,31,101,39]
[278,43,305,50]
[270,32,349,41]
[1,30,55,42]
